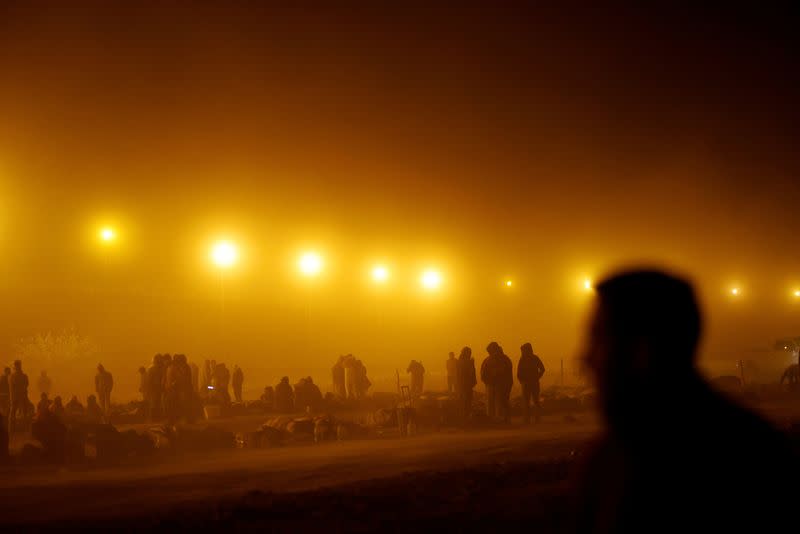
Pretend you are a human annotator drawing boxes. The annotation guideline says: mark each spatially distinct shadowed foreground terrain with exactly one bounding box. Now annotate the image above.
[0,422,595,531]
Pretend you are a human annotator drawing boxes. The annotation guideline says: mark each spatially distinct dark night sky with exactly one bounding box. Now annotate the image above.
[0,3,798,395]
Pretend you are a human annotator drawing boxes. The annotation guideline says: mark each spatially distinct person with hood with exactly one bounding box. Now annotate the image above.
[446,352,458,394]
[456,346,477,419]
[296,377,323,413]
[0,367,10,417]
[95,364,114,415]
[332,356,346,399]
[275,377,294,413]
[8,360,29,433]
[145,354,164,421]
[406,360,425,399]
[37,370,52,396]
[260,386,275,409]
[480,342,513,422]
[517,342,546,423]
[232,365,244,403]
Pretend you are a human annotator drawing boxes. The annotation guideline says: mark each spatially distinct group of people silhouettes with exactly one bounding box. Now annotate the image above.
[440,341,545,422]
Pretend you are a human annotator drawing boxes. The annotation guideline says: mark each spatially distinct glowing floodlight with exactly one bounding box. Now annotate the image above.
[730,287,740,296]
[211,241,238,268]
[583,278,593,292]
[421,269,442,290]
[299,252,323,276]
[99,227,116,243]
[793,289,800,298]
[505,280,513,287]
[372,265,390,282]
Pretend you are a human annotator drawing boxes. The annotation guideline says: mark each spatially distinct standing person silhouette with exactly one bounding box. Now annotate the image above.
[574,269,798,533]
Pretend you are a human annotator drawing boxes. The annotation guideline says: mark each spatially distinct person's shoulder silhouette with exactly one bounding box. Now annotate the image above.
[574,269,798,533]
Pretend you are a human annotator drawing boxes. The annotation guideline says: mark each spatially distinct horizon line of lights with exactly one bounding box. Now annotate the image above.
[96,227,800,298]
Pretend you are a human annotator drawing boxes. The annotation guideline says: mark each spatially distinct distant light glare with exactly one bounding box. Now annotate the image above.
[583,278,593,291]
[211,241,238,268]
[372,265,389,282]
[505,280,513,287]
[421,269,442,290]
[299,252,323,276]
[793,290,800,298]
[730,287,740,296]
[99,227,116,243]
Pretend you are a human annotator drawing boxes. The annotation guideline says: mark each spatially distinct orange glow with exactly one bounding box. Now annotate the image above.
[372,265,390,282]
[99,227,116,243]
[421,269,442,290]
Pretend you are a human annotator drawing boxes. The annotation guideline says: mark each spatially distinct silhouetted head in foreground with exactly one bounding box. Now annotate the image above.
[574,268,798,533]
[486,341,502,357]
[583,270,701,433]
[459,346,472,360]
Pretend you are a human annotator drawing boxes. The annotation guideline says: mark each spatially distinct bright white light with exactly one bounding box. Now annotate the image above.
[421,269,442,290]
[299,252,323,276]
[793,290,800,298]
[372,265,389,282]
[505,280,513,287]
[99,227,116,243]
[211,241,238,268]
[731,287,740,296]
[583,278,593,291]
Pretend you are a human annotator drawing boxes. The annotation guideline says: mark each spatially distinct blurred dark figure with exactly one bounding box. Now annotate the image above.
[343,354,358,399]
[145,354,164,421]
[189,361,199,395]
[37,370,52,396]
[332,356,346,399]
[95,364,113,416]
[8,360,29,433]
[137,366,147,401]
[213,363,231,405]
[781,363,798,391]
[65,395,84,419]
[232,365,244,403]
[260,386,275,409]
[0,412,7,464]
[293,377,308,411]
[275,377,294,413]
[574,270,798,533]
[37,392,51,414]
[85,395,103,424]
[407,360,425,399]
[455,347,477,420]
[164,354,192,424]
[0,367,10,417]
[305,376,322,412]
[50,395,65,419]
[354,359,371,399]
[201,359,213,394]
[32,395,66,463]
[517,342,545,423]
[446,352,457,394]
[480,342,513,422]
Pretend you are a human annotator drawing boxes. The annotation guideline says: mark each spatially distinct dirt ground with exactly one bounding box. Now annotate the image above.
[0,398,797,531]
[0,416,597,531]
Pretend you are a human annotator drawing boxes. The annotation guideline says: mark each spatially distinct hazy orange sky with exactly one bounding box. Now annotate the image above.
[0,3,798,396]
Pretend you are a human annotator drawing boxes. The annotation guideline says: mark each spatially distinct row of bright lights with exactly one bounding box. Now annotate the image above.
[99,228,800,297]
[100,227,587,292]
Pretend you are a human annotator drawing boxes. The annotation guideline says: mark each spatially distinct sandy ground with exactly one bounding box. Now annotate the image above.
[0,416,598,529]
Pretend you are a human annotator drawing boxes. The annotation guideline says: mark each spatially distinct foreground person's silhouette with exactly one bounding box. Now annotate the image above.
[574,270,797,533]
